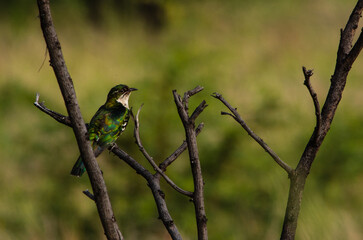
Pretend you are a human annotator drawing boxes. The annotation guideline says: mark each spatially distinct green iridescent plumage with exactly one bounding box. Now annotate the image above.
[71,84,137,176]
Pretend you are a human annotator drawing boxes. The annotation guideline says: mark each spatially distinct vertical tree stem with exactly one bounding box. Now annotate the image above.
[281,2,363,239]
[173,89,208,240]
[37,1,122,239]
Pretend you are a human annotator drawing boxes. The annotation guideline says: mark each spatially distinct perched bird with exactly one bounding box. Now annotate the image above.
[70,84,137,176]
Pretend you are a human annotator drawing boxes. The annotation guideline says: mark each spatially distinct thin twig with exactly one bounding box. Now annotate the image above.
[302,67,322,142]
[159,123,204,171]
[212,92,294,176]
[190,100,208,123]
[83,189,95,201]
[34,93,72,127]
[182,86,204,114]
[131,105,193,197]
[185,86,204,98]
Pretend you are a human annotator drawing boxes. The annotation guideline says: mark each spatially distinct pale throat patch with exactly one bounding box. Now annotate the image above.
[116,93,130,109]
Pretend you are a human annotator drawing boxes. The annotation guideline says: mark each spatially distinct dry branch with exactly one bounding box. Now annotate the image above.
[34,88,206,240]
[36,1,122,239]
[213,2,363,240]
[173,87,208,240]
[159,123,204,171]
[212,92,294,176]
[302,67,322,144]
[281,2,363,239]
[131,106,193,197]
[110,146,183,240]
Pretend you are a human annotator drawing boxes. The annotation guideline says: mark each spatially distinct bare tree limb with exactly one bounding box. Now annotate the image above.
[34,93,72,127]
[320,1,363,134]
[159,123,204,171]
[110,146,183,240]
[337,1,363,63]
[83,189,95,201]
[212,92,294,176]
[281,1,363,239]
[173,87,208,240]
[36,1,122,239]
[190,101,208,123]
[34,92,185,240]
[131,105,194,197]
[182,85,204,111]
[302,67,322,144]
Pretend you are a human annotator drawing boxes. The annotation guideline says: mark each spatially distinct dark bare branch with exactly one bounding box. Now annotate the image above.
[83,189,95,201]
[320,2,363,133]
[212,92,294,176]
[35,92,184,240]
[36,1,121,239]
[337,1,363,62]
[174,89,208,240]
[182,86,204,113]
[345,28,363,68]
[174,90,190,123]
[159,123,204,171]
[281,2,363,239]
[302,67,322,143]
[221,111,239,121]
[131,105,193,197]
[110,146,183,240]
[190,100,208,123]
[34,93,72,127]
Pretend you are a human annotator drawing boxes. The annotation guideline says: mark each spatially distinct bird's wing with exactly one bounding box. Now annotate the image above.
[88,105,129,146]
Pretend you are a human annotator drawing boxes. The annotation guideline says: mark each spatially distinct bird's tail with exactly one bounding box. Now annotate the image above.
[70,145,105,177]
[70,156,86,177]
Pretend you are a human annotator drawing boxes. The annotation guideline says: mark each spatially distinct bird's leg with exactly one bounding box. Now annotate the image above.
[108,143,117,153]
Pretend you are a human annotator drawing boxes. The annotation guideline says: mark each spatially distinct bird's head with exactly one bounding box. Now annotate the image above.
[106,84,137,109]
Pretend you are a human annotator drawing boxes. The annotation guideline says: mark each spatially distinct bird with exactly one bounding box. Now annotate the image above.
[70,84,137,177]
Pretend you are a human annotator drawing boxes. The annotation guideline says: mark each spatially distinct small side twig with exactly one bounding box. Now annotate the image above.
[83,189,95,201]
[302,67,322,142]
[34,93,72,127]
[212,92,294,176]
[182,85,204,111]
[190,100,208,123]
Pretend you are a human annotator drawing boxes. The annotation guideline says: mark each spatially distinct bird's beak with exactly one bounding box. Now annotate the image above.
[129,88,138,92]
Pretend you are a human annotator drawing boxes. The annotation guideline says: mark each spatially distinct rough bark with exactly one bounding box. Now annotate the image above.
[173,87,208,240]
[36,1,122,239]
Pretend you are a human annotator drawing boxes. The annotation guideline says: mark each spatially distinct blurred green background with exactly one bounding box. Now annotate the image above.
[1,0,363,239]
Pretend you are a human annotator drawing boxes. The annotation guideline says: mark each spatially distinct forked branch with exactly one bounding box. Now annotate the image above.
[131,105,193,197]
[36,1,122,239]
[34,89,205,240]
[173,86,208,240]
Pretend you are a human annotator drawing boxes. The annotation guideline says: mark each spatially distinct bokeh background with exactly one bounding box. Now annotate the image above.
[1,0,363,239]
